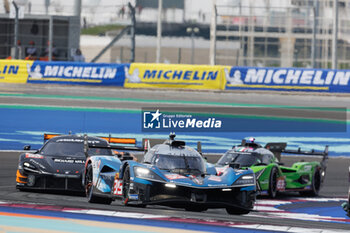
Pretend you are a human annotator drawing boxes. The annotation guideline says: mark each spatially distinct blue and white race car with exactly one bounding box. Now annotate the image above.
[82,134,256,215]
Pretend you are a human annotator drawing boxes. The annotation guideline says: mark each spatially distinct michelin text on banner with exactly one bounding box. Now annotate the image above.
[124,63,225,90]
[0,59,33,84]
[0,59,127,86]
[224,66,350,92]
[27,61,127,86]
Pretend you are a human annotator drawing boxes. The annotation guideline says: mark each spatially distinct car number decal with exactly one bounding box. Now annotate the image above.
[113,179,123,196]
[277,177,286,191]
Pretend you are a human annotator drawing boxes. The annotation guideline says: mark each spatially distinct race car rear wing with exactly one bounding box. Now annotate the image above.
[265,142,329,168]
[86,143,144,152]
[44,133,63,141]
[44,133,136,145]
[82,134,144,158]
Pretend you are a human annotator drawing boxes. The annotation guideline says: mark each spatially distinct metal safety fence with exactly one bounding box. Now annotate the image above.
[213,0,350,69]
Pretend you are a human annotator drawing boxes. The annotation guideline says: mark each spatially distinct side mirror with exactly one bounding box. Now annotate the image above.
[23,145,31,150]
[121,152,134,161]
[229,162,241,169]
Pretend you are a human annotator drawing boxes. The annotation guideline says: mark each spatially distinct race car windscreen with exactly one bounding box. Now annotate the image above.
[40,142,113,157]
[217,152,264,167]
[154,154,206,175]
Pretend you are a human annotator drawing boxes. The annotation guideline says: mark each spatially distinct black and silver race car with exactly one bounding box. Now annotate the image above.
[15,133,134,192]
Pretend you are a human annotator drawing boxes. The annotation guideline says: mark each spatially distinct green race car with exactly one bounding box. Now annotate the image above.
[216,138,328,198]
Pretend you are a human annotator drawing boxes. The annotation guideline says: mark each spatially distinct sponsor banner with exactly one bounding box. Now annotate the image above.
[224,66,350,92]
[124,63,225,90]
[26,61,128,86]
[0,59,33,83]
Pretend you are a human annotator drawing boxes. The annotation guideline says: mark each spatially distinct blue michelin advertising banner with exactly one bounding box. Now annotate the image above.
[224,66,350,92]
[27,61,129,86]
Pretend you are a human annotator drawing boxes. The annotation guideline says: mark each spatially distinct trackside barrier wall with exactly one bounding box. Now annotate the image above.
[0,60,31,84]
[1,60,350,93]
[0,60,128,86]
[223,66,350,93]
[124,63,225,90]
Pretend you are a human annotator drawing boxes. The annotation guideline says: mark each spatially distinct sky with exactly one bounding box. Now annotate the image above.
[1,0,212,16]
[0,0,296,25]
[0,0,215,24]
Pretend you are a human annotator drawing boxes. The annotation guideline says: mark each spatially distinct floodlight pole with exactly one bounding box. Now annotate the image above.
[48,16,53,61]
[73,0,81,19]
[209,0,217,65]
[191,30,195,64]
[45,0,50,15]
[129,3,136,63]
[311,0,319,68]
[74,0,82,51]
[156,0,162,63]
[311,6,316,68]
[13,1,19,59]
[332,0,338,69]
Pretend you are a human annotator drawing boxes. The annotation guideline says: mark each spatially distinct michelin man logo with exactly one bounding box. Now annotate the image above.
[27,64,43,79]
[124,66,141,83]
[224,68,243,85]
[143,109,162,129]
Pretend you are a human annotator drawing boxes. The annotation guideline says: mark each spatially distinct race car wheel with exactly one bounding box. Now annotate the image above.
[122,165,132,206]
[226,207,250,215]
[85,163,112,205]
[300,167,321,197]
[122,165,146,207]
[185,205,208,212]
[268,166,278,198]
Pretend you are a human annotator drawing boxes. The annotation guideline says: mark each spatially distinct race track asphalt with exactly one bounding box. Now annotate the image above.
[0,151,349,231]
[1,83,350,231]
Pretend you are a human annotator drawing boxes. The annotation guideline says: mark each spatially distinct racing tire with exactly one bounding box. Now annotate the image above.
[122,165,146,208]
[85,163,112,205]
[300,167,321,197]
[185,205,208,212]
[225,207,250,215]
[268,166,278,198]
[122,165,131,206]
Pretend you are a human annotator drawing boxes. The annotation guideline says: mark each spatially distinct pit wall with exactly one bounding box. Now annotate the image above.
[1,60,350,92]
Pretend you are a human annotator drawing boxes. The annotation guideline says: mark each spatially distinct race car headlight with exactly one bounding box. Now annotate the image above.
[234,175,255,185]
[254,169,265,179]
[133,166,164,181]
[135,167,150,175]
[23,162,36,169]
[165,183,176,188]
[22,162,40,173]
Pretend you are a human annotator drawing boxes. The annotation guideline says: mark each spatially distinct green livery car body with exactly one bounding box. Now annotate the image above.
[216,138,328,198]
